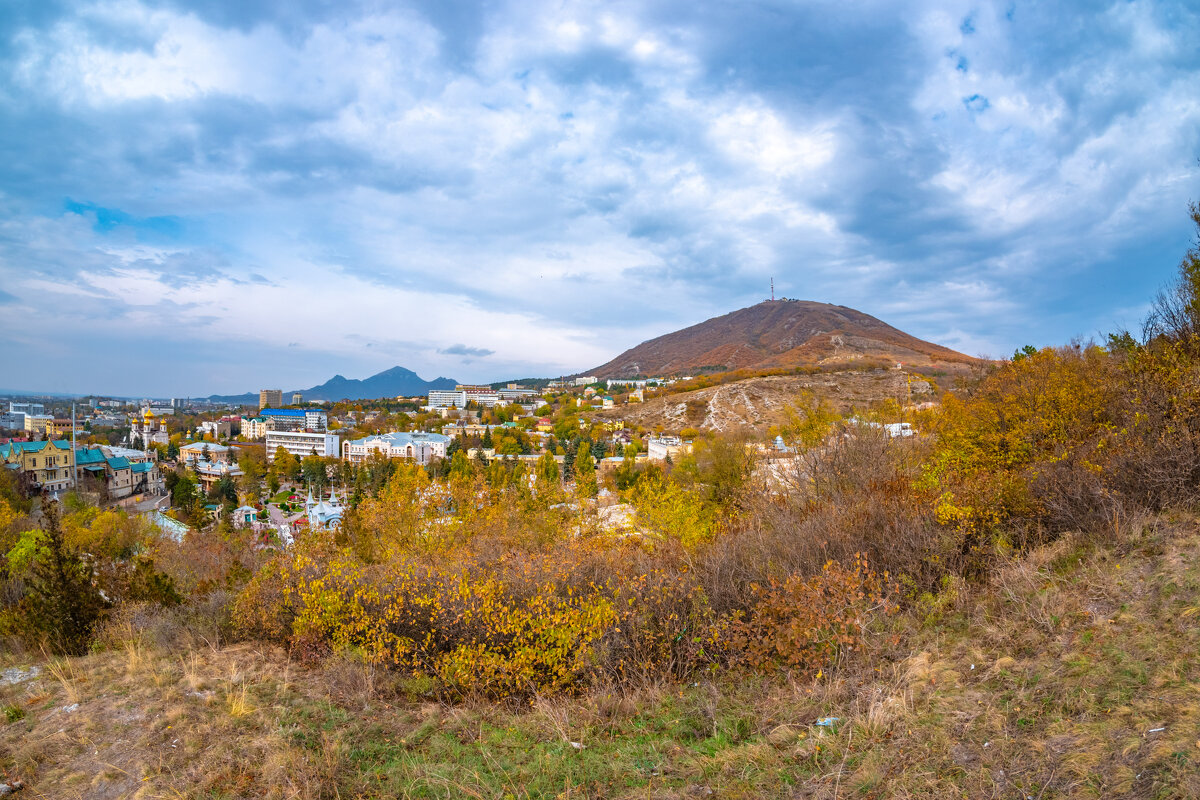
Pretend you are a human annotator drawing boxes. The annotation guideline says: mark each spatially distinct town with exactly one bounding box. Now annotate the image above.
[0,376,722,542]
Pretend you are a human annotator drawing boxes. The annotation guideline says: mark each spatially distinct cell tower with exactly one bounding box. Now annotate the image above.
[770,277,775,302]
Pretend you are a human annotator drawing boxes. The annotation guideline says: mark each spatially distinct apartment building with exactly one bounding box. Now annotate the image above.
[259,389,283,410]
[427,385,502,408]
[24,414,53,435]
[258,407,327,432]
[265,430,340,461]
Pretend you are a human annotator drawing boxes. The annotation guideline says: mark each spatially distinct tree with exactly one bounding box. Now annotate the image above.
[211,475,238,506]
[449,450,474,483]
[171,471,200,518]
[773,390,840,451]
[575,448,597,498]
[614,443,640,491]
[6,501,105,654]
[1144,201,1200,351]
[536,452,559,485]
[238,454,264,502]
[302,453,326,490]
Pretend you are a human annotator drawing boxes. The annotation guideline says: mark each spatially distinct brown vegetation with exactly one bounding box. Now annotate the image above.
[589,299,981,378]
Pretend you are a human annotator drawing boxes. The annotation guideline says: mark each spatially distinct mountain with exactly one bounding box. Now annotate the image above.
[208,366,457,404]
[588,300,979,378]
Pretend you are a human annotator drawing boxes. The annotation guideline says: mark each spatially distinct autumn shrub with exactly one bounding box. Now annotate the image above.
[715,428,943,602]
[722,554,897,672]
[236,530,621,698]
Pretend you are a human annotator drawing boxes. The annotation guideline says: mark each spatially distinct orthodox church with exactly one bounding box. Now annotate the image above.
[130,409,169,449]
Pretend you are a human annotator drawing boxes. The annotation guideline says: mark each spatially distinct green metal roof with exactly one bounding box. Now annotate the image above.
[106,456,131,470]
[75,447,106,465]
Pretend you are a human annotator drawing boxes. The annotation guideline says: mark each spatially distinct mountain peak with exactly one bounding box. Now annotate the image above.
[207,366,457,404]
[589,300,978,378]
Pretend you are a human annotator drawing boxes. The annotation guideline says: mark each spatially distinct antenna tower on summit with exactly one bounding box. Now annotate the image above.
[770,278,774,302]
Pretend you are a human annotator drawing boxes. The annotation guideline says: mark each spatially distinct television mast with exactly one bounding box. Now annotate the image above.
[770,278,774,302]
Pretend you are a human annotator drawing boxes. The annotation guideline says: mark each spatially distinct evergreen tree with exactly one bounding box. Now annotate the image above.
[10,501,106,654]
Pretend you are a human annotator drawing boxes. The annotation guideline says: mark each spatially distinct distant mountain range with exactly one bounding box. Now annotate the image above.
[208,366,457,404]
[588,300,979,378]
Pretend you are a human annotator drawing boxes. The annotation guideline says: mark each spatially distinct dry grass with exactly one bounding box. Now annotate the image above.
[3,512,1200,798]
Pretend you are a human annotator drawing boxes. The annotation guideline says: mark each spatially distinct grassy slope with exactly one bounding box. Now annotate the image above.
[3,515,1200,799]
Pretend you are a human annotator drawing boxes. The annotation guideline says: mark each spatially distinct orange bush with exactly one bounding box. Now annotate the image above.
[723,554,897,672]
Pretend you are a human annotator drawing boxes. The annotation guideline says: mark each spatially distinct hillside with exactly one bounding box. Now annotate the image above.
[589,300,979,378]
[593,369,937,434]
[207,366,457,404]
[4,516,1196,798]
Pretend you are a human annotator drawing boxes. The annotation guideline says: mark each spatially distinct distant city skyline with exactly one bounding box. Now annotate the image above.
[1,0,1198,396]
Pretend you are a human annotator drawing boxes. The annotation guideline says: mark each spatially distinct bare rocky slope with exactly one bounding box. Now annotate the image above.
[592,370,938,434]
[588,299,979,379]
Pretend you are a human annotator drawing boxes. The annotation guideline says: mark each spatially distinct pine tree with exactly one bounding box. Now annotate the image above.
[19,502,106,654]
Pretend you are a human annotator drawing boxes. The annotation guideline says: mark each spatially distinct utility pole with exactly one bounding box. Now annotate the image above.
[71,401,78,489]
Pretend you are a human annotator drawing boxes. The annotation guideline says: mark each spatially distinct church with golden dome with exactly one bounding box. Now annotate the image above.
[131,408,169,449]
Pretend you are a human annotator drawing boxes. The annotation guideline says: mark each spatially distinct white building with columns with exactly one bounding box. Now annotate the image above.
[342,431,451,465]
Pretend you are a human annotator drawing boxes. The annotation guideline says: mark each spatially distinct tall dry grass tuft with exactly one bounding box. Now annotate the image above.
[43,654,80,705]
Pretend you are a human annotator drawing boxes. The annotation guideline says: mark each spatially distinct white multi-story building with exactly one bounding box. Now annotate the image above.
[9,402,45,416]
[646,435,692,462]
[0,411,25,430]
[428,389,466,408]
[342,431,451,465]
[304,409,328,431]
[427,385,502,409]
[265,430,340,461]
[497,387,538,402]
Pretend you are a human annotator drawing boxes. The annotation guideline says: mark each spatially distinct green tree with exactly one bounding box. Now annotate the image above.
[302,453,326,490]
[238,454,264,502]
[536,452,559,485]
[211,475,238,506]
[171,471,199,510]
[450,450,474,483]
[614,443,639,491]
[6,502,105,654]
[575,448,597,498]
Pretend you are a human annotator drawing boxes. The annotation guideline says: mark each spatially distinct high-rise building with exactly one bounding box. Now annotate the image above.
[291,392,303,405]
[259,389,282,410]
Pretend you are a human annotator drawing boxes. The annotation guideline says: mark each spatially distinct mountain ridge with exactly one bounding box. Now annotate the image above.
[207,366,457,404]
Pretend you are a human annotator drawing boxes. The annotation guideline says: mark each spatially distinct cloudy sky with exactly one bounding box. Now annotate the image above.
[1,0,1198,397]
